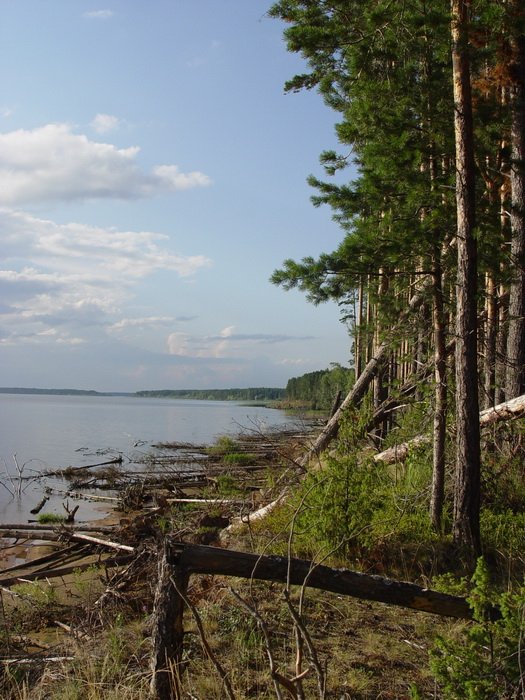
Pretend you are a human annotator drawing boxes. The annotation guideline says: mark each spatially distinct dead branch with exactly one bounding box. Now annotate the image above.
[0,554,133,587]
[229,587,293,700]
[283,590,325,699]
[68,532,134,552]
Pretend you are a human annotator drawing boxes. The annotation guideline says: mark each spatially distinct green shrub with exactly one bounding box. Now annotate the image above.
[223,452,256,466]
[281,452,390,558]
[430,558,525,699]
[37,512,66,524]
[207,435,239,455]
[215,473,242,495]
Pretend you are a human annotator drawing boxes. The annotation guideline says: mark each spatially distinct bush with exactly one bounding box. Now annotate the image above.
[430,558,525,699]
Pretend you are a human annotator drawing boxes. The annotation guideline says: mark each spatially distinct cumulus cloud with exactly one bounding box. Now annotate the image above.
[0,208,212,347]
[0,124,212,205]
[90,113,120,134]
[83,9,114,19]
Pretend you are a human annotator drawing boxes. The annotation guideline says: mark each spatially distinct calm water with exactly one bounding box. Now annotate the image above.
[0,393,294,523]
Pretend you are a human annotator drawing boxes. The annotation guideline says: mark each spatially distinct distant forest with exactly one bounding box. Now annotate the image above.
[285,364,354,410]
[135,387,286,401]
[1,368,353,408]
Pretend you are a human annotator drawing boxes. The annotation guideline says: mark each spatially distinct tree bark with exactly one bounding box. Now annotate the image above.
[484,271,497,408]
[450,0,481,557]
[150,540,188,700]
[174,542,474,620]
[430,257,448,531]
[506,13,525,399]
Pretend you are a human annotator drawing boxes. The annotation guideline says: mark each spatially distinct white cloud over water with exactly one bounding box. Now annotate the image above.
[0,124,212,205]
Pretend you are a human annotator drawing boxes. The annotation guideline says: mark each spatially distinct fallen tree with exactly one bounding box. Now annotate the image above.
[374,393,525,464]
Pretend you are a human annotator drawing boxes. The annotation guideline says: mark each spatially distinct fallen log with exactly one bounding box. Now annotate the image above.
[479,393,525,426]
[0,543,85,575]
[30,496,49,515]
[171,542,474,620]
[374,392,525,464]
[44,456,123,476]
[69,532,134,553]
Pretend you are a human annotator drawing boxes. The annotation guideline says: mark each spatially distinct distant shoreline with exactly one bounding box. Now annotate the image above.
[0,387,286,401]
[0,387,132,397]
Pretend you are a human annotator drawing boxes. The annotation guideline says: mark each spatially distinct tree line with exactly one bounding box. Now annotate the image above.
[269,0,525,559]
[135,388,286,401]
[285,364,354,409]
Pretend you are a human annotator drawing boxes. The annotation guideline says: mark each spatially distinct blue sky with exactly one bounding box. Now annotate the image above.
[0,1,353,392]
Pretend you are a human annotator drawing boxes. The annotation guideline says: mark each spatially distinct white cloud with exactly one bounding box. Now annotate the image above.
[219,325,235,338]
[0,209,211,278]
[0,208,212,347]
[110,316,176,331]
[0,124,212,205]
[167,327,314,360]
[83,9,114,20]
[91,113,120,134]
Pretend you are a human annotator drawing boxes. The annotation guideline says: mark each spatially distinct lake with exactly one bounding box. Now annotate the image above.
[0,393,296,524]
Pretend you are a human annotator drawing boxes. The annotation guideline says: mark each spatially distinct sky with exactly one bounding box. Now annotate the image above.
[0,1,353,392]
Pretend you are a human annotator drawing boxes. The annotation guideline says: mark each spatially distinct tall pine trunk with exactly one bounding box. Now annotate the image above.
[450,0,481,556]
[506,11,525,399]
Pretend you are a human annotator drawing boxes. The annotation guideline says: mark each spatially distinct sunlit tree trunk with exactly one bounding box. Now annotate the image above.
[506,10,525,399]
[430,253,448,532]
[450,0,481,556]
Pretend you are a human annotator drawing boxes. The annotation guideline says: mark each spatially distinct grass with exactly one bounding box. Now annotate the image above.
[37,513,67,524]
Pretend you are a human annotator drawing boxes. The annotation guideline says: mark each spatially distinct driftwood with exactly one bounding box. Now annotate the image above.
[44,456,123,476]
[69,532,134,553]
[0,544,86,576]
[374,392,525,464]
[0,522,115,533]
[0,554,133,587]
[30,496,49,515]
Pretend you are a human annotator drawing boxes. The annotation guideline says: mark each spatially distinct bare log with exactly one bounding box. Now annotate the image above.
[69,532,134,553]
[479,393,525,426]
[44,456,123,476]
[30,496,49,515]
[171,542,474,620]
[374,436,432,465]
[374,393,525,464]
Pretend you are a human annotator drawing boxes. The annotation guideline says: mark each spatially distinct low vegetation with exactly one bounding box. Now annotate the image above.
[1,405,524,699]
